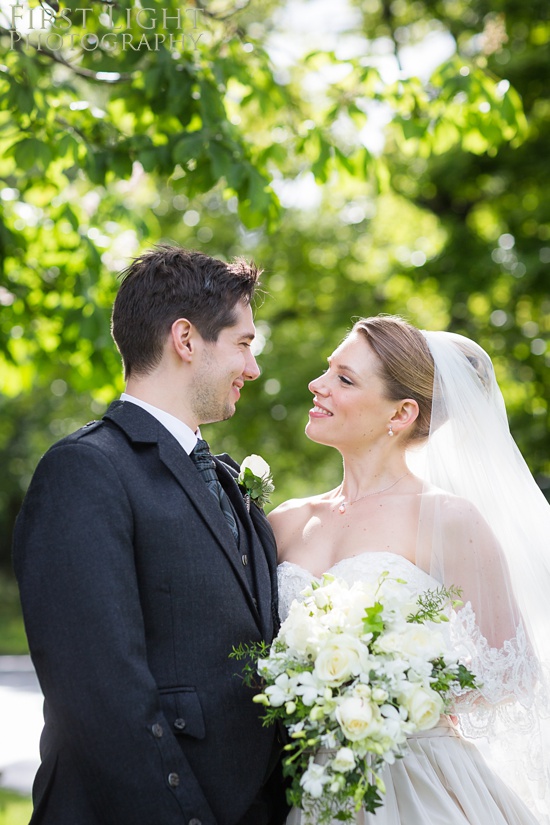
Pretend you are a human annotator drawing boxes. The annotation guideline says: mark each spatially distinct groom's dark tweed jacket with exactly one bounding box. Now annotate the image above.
[13,400,282,825]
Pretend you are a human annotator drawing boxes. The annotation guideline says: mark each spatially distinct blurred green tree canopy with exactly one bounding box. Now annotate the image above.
[0,0,549,567]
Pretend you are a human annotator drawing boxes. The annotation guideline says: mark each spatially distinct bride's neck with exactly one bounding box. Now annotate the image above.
[339,449,408,500]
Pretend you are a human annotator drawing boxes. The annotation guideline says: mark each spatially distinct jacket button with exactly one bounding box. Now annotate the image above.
[174,718,186,731]
[188,820,202,825]
[241,554,248,565]
[151,723,163,738]
[168,772,180,787]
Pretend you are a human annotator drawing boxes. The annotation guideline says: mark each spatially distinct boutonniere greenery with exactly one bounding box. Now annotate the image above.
[238,454,274,510]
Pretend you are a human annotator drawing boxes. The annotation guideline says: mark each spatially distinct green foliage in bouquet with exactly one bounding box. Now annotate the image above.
[232,574,477,823]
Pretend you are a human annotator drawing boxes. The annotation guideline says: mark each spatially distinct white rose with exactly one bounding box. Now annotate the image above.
[319,606,349,633]
[308,577,350,609]
[402,684,444,731]
[372,687,388,703]
[375,631,405,655]
[331,746,356,773]
[377,578,416,613]
[344,582,378,625]
[314,635,366,685]
[354,683,372,700]
[376,625,445,661]
[401,626,446,660]
[336,696,379,741]
[241,454,270,478]
[279,601,316,656]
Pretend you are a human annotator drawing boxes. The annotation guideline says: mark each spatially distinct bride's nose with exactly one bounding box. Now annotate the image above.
[308,374,329,395]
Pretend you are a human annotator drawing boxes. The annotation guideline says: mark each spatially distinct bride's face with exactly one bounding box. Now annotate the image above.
[305,333,396,450]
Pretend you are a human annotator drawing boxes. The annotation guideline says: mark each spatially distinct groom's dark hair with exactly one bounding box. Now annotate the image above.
[111,244,262,378]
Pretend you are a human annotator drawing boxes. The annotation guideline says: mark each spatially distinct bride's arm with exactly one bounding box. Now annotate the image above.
[434,497,540,706]
[439,497,521,647]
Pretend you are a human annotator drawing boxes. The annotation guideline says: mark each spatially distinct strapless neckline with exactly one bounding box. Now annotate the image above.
[278,550,418,581]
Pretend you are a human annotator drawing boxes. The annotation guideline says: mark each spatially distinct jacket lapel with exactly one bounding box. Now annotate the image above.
[215,458,277,639]
[103,401,260,625]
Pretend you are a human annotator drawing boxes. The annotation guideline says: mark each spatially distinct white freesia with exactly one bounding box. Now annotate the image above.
[264,673,297,707]
[237,573,476,822]
[300,762,329,798]
[294,671,323,706]
[240,453,271,478]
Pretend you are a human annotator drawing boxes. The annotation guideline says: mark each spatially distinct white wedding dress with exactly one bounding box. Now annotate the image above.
[278,552,541,825]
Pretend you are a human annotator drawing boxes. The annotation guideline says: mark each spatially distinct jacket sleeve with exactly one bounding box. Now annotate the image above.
[13,439,217,825]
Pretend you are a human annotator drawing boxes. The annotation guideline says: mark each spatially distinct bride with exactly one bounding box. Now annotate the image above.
[269,315,549,825]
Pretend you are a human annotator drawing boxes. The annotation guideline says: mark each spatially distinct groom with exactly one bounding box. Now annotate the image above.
[13,246,284,825]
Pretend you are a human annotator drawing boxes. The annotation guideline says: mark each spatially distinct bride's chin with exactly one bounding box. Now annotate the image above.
[305,421,335,447]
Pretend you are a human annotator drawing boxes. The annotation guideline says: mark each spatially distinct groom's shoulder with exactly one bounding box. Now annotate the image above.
[44,413,127,462]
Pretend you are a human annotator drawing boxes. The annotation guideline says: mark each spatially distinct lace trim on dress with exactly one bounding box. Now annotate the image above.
[450,602,541,708]
[448,601,549,792]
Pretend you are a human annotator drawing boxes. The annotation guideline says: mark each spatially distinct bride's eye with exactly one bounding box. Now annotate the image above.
[339,375,353,386]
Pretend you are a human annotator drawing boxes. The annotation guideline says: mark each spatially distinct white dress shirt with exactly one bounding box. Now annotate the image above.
[120,393,199,455]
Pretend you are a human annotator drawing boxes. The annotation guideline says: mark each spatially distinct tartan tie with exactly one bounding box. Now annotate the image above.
[191,439,239,542]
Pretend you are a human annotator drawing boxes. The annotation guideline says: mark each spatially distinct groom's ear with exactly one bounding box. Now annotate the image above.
[171,318,196,363]
[390,399,419,435]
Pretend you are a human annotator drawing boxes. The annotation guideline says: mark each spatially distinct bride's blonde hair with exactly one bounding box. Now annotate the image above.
[351,315,434,442]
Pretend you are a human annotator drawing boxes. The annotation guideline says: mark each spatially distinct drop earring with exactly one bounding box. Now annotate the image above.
[388,424,394,437]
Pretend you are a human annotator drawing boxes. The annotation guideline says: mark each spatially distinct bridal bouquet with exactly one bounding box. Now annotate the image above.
[232,573,476,824]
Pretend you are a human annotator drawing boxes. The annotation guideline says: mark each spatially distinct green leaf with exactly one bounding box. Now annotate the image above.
[112,150,133,179]
[11,139,35,170]
[62,205,79,232]
[172,134,205,165]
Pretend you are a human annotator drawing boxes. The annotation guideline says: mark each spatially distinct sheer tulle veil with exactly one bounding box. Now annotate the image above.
[406,330,550,822]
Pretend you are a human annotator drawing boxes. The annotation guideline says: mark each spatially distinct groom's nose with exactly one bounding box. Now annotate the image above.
[244,349,260,381]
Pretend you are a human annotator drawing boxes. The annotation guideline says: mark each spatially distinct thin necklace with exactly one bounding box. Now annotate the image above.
[337,473,409,514]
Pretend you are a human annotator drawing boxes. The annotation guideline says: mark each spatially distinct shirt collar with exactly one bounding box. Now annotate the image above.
[120,393,199,455]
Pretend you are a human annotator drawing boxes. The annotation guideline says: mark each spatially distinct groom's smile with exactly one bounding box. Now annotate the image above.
[192,300,260,425]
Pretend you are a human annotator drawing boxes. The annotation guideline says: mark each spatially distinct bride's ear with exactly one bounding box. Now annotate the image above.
[389,400,419,436]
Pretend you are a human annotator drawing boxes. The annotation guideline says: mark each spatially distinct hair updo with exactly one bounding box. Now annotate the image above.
[351,315,435,442]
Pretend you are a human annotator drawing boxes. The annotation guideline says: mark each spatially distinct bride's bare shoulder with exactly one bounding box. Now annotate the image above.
[269,493,322,520]
[424,487,497,545]
[268,492,327,534]
[425,486,486,520]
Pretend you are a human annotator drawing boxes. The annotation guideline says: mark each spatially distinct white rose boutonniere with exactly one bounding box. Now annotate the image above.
[238,454,274,510]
